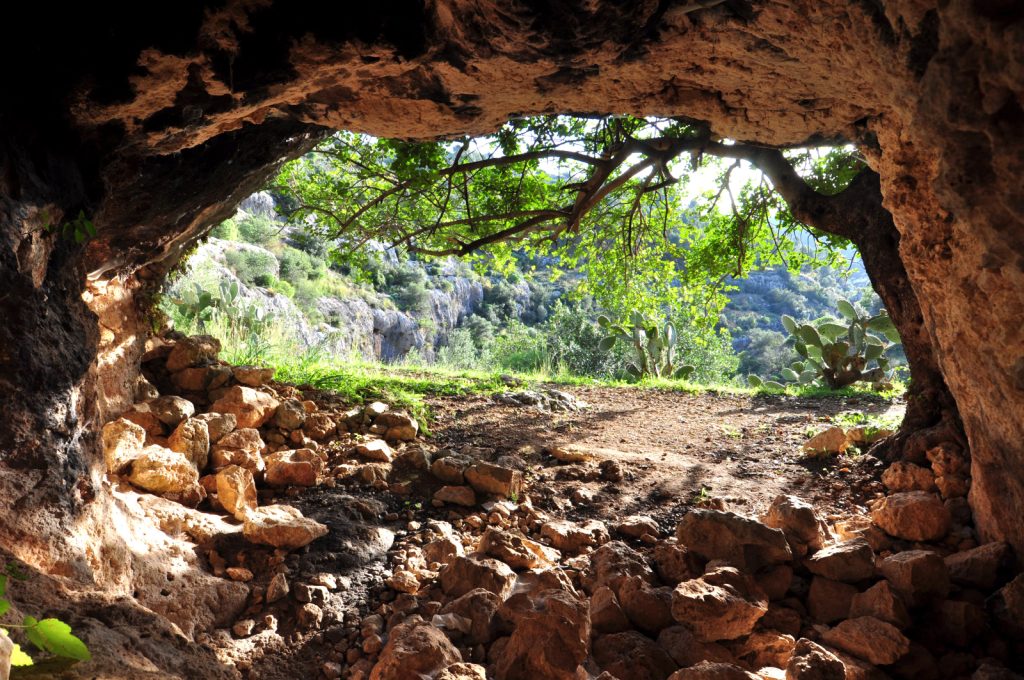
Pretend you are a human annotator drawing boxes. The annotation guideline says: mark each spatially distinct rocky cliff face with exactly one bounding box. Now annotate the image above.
[0,1,1021,674]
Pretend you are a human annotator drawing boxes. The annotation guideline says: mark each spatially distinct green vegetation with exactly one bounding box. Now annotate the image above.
[598,312,694,380]
[0,561,91,668]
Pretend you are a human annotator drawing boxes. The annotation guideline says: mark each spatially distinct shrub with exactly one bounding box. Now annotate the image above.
[436,328,480,368]
[210,218,239,240]
[224,248,279,286]
[279,247,326,285]
[236,215,278,245]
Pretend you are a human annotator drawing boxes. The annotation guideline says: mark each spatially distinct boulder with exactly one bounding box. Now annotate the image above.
[493,588,590,680]
[727,629,795,670]
[944,542,1011,589]
[127,445,199,494]
[805,539,875,583]
[833,516,891,553]
[376,411,419,442]
[802,427,849,457]
[785,638,847,680]
[763,495,825,552]
[209,386,279,429]
[879,550,950,606]
[356,439,394,462]
[193,411,236,442]
[925,442,967,477]
[465,462,523,497]
[424,536,465,565]
[215,464,257,521]
[584,541,655,596]
[440,588,501,644]
[849,580,910,628]
[541,519,610,553]
[437,663,488,680]
[807,577,856,623]
[369,621,461,680]
[172,365,231,392]
[102,417,146,474]
[657,626,735,668]
[432,455,470,484]
[591,586,632,633]
[479,527,559,570]
[934,474,970,499]
[594,630,678,680]
[211,428,265,474]
[166,334,221,372]
[819,616,910,665]
[987,573,1024,639]
[233,365,274,387]
[434,485,476,507]
[273,398,307,430]
[121,404,165,436]
[756,564,794,601]
[264,448,324,487]
[385,569,419,594]
[934,599,986,647]
[881,462,936,492]
[242,504,328,549]
[148,395,196,427]
[653,541,701,585]
[167,417,210,471]
[303,413,336,440]
[619,575,675,635]
[668,661,760,680]
[439,556,516,599]
[871,491,950,542]
[671,567,768,641]
[618,515,662,539]
[677,509,792,570]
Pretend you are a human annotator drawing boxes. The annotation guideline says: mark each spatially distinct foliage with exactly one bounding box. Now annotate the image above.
[236,215,279,245]
[44,209,97,244]
[747,300,900,390]
[224,248,279,286]
[0,561,90,667]
[598,312,695,381]
[210,218,239,240]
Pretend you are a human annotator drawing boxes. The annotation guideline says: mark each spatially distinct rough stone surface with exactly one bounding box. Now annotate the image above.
[669,661,760,680]
[128,445,199,494]
[764,495,825,552]
[594,630,678,680]
[671,567,768,641]
[242,504,328,549]
[803,427,849,456]
[209,386,279,429]
[879,550,950,606]
[820,616,910,665]
[273,399,307,430]
[215,464,257,521]
[870,492,951,542]
[849,580,910,628]
[149,396,196,427]
[944,542,1011,589]
[369,621,461,680]
[619,576,675,635]
[102,418,146,474]
[434,485,476,507]
[657,626,734,668]
[677,509,792,569]
[441,588,501,645]
[988,573,1024,639]
[194,412,236,442]
[166,335,221,372]
[233,365,274,387]
[542,519,610,553]
[464,462,523,497]
[882,462,936,492]
[264,448,323,487]
[807,577,856,624]
[786,638,847,680]
[439,556,516,600]
[479,527,558,570]
[591,586,631,634]
[356,439,394,462]
[805,539,875,583]
[493,588,589,680]
[167,417,210,471]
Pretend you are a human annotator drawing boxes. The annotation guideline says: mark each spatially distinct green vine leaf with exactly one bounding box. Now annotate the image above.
[24,617,91,661]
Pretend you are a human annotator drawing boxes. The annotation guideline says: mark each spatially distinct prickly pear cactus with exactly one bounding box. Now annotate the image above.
[747,299,900,391]
[598,312,695,382]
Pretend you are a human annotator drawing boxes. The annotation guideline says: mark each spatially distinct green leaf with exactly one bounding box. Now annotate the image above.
[598,336,616,351]
[817,322,849,340]
[0,574,6,598]
[864,343,884,361]
[882,327,901,344]
[746,374,763,388]
[28,618,91,662]
[0,599,8,617]
[780,315,798,334]
[763,381,786,391]
[865,313,895,332]
[798,324,821,348]
[799,370,818,383]
[780,368,800,382]
[596,315,611,328]
[836,299,857,320]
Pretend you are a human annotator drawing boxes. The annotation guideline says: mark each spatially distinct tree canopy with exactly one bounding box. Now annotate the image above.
[274,115,866,321]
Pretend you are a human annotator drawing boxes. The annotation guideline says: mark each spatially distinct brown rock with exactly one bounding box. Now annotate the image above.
[434,485,476,507]
[172,365,231,392]
[803,427,849,457]
[618,515,662,539]
[761,604,803,637]
[541,519,610,553]
[820,616,910,665]
[594,630,678,680]
[849,580,910,628]
[233,365,274,387]
[148,395,196,427]
[356,439,394,462]
[805,539,875,583]
[385,569,419,594]
[215,464,257,521]
[424,536,464,565]
[493,588,590,680]
[431,455,469,484]
[441,588,501,644]
[727,629,795,670]
[102,417,146,474]
[376,411,419,442]
[209,385,279,429]
[934,599,986,646]
[653,541,701,585]
[807,577,856,623]
[439,555,516,599]
[479,527,559,569]
[764,495,826,552]
[833,516,891,553]
[369,621,461,680]
[167,417,210,471]
[194,411,236,442]
[226,567,253,582]
[436,663,487,680]
[465,462,523,497]
[264,448,324,486]
[591,586,632,633]
[671,567,768,641]
[242,504,328,549]
[879,550,950,606]
[657,625,735,668]
[619,575,675,635]
[925,442,967,477]
[273,398,307,430]
[121,404,165,436]
[677,509,792,570]
[988,573,1024,639]
[584,541,655,595]
[944,541,1010,589]
[935,474,970,498]
[267,572,289,602]
[881,461,936,492]
[303,412,336,440]
[128,445,199,494]
[669,661,760,680]
[870,491,951,542]
[785,638,847,680]
[211,427,265,474]
[166,334,221,372]
[756,564,794,600]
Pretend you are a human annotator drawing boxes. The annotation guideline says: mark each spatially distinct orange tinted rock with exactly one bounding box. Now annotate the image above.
[820,616,910,665]
[209,386,279,429]
[870,492,950,541]
[671,567,768,642]
[369,621,460,680]
[677,509,792,570]
[593,630,678,680]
